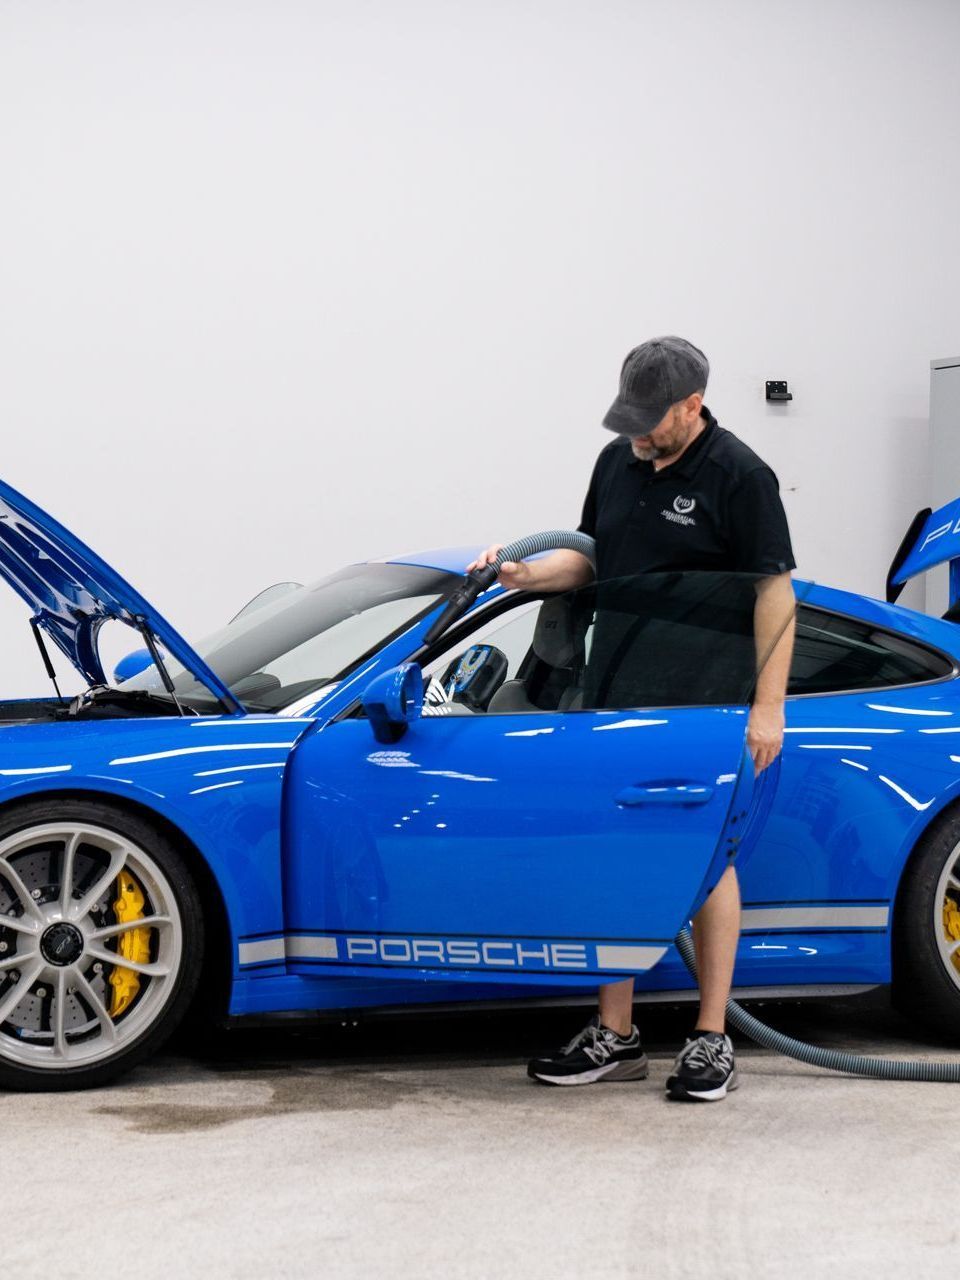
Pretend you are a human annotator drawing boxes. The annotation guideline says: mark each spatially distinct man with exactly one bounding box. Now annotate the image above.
[468,336,796,1101]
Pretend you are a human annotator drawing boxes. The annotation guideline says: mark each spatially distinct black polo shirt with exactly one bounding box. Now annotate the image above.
[578,406,795,582]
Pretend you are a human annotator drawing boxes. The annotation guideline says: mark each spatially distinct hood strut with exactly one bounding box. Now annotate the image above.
[135,618,187,716]
[30,618,67,705]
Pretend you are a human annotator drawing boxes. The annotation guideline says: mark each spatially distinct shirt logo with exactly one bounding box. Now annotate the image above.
[661,494,698,527]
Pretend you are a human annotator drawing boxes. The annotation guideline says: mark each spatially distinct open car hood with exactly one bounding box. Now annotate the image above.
[0,477,244,714]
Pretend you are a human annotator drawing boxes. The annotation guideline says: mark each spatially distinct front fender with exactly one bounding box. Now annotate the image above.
[0,714,314,952]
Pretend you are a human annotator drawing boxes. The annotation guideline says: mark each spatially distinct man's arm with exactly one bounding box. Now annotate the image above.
[465,448,604,592]
[749,572,795,773]
[465,546,595,593]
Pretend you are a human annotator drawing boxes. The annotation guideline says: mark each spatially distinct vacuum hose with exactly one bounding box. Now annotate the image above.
[452,527,960,1082]
[422,530,596,646]
[675,927,960,1082]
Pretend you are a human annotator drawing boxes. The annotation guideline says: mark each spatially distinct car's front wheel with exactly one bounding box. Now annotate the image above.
[0,799,203,1091]
[894,808,960,1040]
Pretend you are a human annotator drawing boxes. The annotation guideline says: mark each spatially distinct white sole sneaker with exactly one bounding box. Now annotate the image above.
[667,1068,739,1102]
[530,1056,650,1086]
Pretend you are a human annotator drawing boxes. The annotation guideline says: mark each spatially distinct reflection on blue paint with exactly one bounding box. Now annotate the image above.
[189,779,245,796]
[420,769,496,783]
[111,743,295,766]
[865,703,952,717]
[593,718,669,732]
[877,775,933,811]
[193,763,287,778]
[366,751,419,768]
[785,726,899,734]
[189,719,313,729]
[0,764,72,776]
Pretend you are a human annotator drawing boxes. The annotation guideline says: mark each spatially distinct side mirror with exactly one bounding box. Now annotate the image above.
[113,649,154,683]
[362,664,424,744]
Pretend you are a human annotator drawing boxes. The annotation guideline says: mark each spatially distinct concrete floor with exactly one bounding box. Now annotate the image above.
[7,993,960,1280]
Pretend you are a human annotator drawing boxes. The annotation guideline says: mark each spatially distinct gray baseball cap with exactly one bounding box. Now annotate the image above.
[602,336,709,435]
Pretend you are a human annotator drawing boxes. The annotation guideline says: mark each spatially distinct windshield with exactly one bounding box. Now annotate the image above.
[123,563,457,712]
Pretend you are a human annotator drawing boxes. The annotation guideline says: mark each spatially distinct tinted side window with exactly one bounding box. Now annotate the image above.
[788,606,954,696]
[421,572,796,714]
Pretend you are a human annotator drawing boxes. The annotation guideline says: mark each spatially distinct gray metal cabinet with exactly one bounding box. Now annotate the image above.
[926,357,960,616]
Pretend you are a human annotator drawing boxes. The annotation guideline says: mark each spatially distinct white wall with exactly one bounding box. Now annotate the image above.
[2,0,959,696]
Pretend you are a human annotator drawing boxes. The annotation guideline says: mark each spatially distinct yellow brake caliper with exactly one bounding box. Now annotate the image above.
[108,870,151,1019]
[943,896,960,973]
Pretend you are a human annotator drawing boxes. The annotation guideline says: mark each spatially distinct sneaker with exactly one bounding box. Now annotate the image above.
[527,1016,649,1086]
[666,1031,739,1102]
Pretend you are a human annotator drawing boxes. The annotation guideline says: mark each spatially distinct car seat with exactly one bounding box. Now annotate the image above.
[487,595,590,713]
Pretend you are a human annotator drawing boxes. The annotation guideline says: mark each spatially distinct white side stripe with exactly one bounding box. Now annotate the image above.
[286,936,339,960]
[237,938,664,970]
[595,945,667,970]
[237,908,890,969]
[741,906,889,930]
[237,938,286,965]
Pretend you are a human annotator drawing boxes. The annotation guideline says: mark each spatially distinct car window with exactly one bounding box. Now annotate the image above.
[123,564,458,712]
[423,572,799,715]
[788,605,954,696]
[421,599,546,711]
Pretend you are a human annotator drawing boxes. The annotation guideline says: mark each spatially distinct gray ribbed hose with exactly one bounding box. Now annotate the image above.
[446,528,960,1083]
[422,531,596,646]
[675,928,960,1082]
[492,530,597,574]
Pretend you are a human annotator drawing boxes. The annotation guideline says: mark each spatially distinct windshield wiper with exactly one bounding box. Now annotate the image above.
[67,685,184,716]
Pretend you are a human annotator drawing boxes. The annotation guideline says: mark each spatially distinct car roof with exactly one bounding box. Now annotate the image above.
[384,546,482,574]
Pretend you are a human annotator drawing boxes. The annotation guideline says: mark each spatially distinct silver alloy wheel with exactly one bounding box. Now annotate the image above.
[0,822,183,1070]
[934,839,960,994]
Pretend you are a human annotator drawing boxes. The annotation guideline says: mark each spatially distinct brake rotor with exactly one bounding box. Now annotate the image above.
[0,843,154,1040]
[0,843,105,1038]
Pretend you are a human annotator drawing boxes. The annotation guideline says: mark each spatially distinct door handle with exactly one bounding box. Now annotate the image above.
[615,784,715,806]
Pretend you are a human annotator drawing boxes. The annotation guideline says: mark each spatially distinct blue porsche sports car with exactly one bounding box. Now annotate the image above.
[2,477,960,1091]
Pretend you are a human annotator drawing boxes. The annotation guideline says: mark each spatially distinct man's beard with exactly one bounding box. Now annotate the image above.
[631,408,685,462]
[630,438,669,461]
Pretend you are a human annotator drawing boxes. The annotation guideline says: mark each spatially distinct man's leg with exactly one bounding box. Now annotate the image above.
[598,977,635,1037]
[665,866,741,1101]
[527,871,741,1088]
[691,865,741,1030]
[597,866,739,1038]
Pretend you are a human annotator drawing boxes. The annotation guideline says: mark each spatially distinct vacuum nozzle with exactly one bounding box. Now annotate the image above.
[423,565,498,647]
[421,531,597,650]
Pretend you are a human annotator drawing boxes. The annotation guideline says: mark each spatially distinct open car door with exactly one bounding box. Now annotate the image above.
[279,571,801,986]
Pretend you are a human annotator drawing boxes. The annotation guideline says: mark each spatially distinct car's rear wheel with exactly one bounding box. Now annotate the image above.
[0,799,203,1091]
[894,809,960,1040]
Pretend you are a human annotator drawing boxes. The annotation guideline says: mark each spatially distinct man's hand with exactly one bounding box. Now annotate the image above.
[466,544,534,591]
[466,545,594,593]
[747,701,785,774]
[750,573,794,775]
